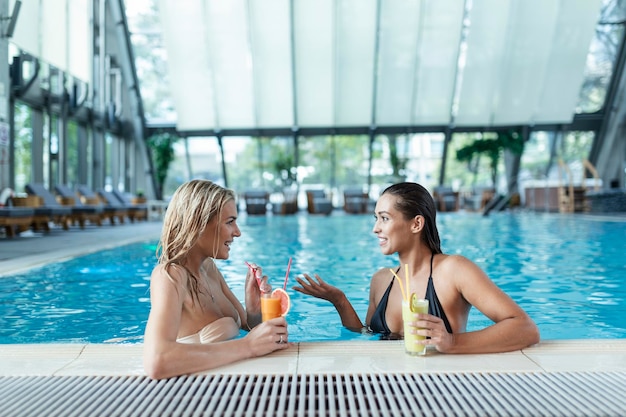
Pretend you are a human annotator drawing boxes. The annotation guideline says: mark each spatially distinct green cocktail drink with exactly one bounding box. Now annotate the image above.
[402,297,429,356]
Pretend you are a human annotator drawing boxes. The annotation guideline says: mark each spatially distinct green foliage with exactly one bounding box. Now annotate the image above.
[456,130,524,187]
[147,132,179,199]
[272,147,296,187]
[387,135,409,181]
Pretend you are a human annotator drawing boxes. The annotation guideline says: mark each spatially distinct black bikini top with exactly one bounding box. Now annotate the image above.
[368,253,453,335]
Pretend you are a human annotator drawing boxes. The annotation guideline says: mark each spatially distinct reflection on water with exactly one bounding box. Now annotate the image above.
[0,212,624,343]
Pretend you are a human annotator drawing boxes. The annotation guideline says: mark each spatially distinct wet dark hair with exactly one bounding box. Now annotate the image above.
[381,182,442,254]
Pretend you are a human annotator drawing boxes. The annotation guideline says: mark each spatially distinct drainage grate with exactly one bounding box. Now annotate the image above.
[1,372,625,416]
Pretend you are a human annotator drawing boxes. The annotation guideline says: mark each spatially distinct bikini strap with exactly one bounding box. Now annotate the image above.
[429,252,434,279]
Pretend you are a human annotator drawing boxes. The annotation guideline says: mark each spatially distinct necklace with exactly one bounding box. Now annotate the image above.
[200,266,215,302]
[203,274,215,303]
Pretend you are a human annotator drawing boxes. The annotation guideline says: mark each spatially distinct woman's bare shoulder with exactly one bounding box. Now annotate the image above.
[371,266,395,284]
[437,253,481,268]
[151,263,189,287]
[436,253,490,284]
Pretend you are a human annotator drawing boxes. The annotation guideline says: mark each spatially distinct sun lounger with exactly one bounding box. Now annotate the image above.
[24,183,74,231]
[343,188,369,214]
[272,190,299,215]
[76,185,126,225]
[305,189,333,215]
[54,184,105,228]
[0,206,34,237]
[96,189,130,224]
[243,190,270,215]
[110,189,148,222]
[433,186,460,212]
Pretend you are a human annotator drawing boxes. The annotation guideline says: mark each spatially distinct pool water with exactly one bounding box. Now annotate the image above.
[0,212,625,343]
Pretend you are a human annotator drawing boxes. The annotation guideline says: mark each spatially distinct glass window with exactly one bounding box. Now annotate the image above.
[520,131,553,182]
[66,121,79,186]
[446,132,502,192]
[298,136,333,189]
[104,134,113,191]
[13,103,32,193]
[577,0,626,113]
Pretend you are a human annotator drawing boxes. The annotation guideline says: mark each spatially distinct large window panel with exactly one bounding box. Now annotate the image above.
[375,0,421,126]
[495,0,602,125]
[335,0,377,127]
[41,1,67,74]
[10,0,39,57]
[455,0,510,126]
[298,136,334,186]
[249,0,294,128]
[159,0,217,131]
[294,0,334,127]
[533,0,602,123]
[67,0,92,82]
[204,1,255,128]
[13,103,32,193]
[412,0,464,125]
[12,0,90,82]
[490,0,560,125]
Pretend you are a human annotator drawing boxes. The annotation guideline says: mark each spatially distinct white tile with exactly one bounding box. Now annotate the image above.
[197,345,299,375]
[3,340,626,377]
[523,339,626,372]
[55,344,145,376]
[296,341,542,374]
[0,344,84,376]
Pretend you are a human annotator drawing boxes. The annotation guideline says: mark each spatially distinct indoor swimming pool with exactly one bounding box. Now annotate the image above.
[0,212,624,344]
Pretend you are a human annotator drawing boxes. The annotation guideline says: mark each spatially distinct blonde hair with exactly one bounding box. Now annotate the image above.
[157,179,236,301]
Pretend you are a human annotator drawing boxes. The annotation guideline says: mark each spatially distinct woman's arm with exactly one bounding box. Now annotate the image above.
[413,256,540,354]
[143,265,289,380]
[216,262,265,330]
[293,273,365,331]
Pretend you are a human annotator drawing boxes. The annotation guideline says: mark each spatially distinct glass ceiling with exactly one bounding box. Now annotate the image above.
[152,0,603,134]
[9,0,605,134]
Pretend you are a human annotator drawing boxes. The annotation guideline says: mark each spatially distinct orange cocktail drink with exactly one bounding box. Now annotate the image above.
[261,293,283,321]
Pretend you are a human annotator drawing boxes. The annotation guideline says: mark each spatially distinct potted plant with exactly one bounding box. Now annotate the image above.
[132,190,147,205]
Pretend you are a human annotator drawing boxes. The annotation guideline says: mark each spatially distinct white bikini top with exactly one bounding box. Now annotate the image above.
[177,316,241,344]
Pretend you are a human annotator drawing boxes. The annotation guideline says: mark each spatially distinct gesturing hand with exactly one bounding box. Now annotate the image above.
[292,273,344,305]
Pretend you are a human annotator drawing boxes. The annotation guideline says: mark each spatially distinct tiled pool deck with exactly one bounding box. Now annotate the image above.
[1,215,626,416]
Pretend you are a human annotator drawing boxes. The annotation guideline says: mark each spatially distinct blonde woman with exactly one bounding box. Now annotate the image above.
[143,180,289,379]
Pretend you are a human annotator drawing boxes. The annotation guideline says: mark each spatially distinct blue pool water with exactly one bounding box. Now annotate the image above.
[0,212,625,344]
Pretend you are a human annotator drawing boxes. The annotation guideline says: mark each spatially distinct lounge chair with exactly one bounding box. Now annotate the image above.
[96,189,131,224]
[0,206,34,237]
[432,186,460,212]
[343,188,369,214]
[76,185,126,225]
[243,190,270,215]
[272,190,299,215]
[305,189,333,215]
[24,183,74,231]
[110,189,148,222]
[54,184,104,228]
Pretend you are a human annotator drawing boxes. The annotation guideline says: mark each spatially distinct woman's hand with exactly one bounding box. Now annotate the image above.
[244,317,292,357]
[292,273,344,305]
[293,273,364,331]
[244,263,271,327]
[406,313,456,352]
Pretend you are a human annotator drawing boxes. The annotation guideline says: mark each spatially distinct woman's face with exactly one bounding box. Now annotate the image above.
[199,199,241,259]
[372,193,413,255]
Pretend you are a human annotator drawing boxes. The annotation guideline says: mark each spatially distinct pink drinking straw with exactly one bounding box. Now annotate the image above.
[244,261,262,287]
[283,257,292,291]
